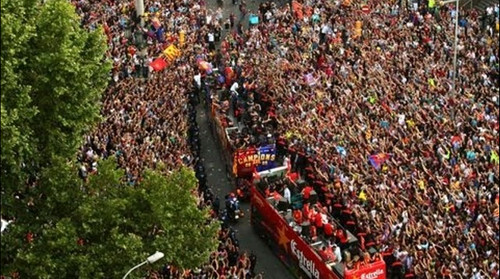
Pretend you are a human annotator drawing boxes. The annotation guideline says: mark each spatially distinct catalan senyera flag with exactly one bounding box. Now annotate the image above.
[163,44,181,61]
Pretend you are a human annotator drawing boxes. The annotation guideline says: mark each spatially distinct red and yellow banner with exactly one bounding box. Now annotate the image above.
[163,44,181,62]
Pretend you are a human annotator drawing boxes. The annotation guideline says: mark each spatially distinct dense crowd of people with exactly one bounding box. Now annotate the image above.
[69,0,500,277]
[72,0,261,278]
[74,0,197,183]
[150,227,260,279]
[206,0,499,278]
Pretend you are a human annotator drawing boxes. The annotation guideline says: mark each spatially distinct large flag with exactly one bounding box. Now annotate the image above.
[369,153,391,170]
[163,44,181,61]
[150,57,167,71]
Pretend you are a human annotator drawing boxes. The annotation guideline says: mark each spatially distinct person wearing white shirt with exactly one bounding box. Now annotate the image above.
[320,23,331,44]
[283,185,291,204]
[207,32,215,51]
[333,243,342,263]
[230,82,239,96]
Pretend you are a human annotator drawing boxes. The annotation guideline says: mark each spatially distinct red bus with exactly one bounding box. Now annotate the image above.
[249,173,386,279]
[207,101,386,279]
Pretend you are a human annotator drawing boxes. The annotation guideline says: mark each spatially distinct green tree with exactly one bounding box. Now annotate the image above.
[1,159,220,278]
[0,0,111,214]
[0,1,219,277]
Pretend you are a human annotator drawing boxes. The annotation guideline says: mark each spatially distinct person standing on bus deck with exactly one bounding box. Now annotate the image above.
[310,225,318,241]
[283,184,291,204]
[303,202,312,221]
[302,184,313,202]
[293,209,303,224]
[314,208,324,235]
[319,246,329,261]
[324,221,334,239]
[333,243,342,264]
[336,228,348,249]
[325,242,335,262]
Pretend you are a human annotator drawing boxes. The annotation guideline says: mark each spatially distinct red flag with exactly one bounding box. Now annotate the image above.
[150,57,168,71]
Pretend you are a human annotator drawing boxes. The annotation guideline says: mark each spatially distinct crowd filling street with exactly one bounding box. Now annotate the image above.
[71,0,498,278]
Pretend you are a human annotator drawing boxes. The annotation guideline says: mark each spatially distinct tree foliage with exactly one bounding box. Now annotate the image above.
[0,0,111,212]
[1,1,218,277]
[2,159,219,278]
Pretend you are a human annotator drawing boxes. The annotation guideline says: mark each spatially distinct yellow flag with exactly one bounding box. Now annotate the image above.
[354,28,362,37]
[179,30,185,47]
[444,148,450,160]
[418,179,425,190]
[355,21,362,29]
[429,0,435,8]
[491,151,499,164]
[359,190,367,202]
[365,130,372,141]
[428,78,435,87]
[163,45,181,61]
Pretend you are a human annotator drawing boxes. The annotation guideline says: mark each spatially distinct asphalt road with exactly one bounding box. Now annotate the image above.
[196,2,291,275]
[197,2,294,278]
[196,105,293,279]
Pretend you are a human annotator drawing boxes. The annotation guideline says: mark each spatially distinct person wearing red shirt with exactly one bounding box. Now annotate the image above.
[310,225,317,241]
[314,210,324,234]
[336,228,348,249]
[325,243,335,262]
[318,246,329,261]
[302,185,313,200]
[302,203,311,221]
[324,222,334,238]
[293,209,303,225]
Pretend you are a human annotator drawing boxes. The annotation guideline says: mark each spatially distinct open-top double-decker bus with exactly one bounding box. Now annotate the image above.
[249,167,386,279]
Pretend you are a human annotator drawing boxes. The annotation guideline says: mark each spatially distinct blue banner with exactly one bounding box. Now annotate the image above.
[256,145,277,172]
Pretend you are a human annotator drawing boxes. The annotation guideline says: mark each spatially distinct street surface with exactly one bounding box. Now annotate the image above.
[198,1,294,278]
[197,106,293,279]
